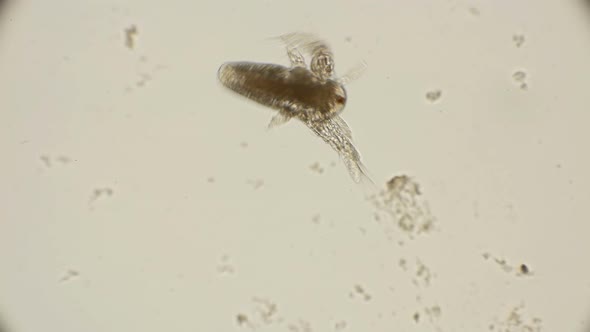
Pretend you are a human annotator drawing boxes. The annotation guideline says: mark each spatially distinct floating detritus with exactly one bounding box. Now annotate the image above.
[489,304,542,332]
[368,175,435,239]
[425,90,442,103]
[482,253,533,277]
[512,34,525,48]
[512,70,528,90]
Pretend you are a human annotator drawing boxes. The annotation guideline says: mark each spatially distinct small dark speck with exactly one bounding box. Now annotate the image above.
[519,264,529,275]
[240,141,249,148]
[413,312,420,323]
[207,177,215,183]
[345,36,352,42]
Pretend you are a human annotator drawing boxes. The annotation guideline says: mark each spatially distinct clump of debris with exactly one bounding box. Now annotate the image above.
[368,175,435,238]
[489,304,542,332]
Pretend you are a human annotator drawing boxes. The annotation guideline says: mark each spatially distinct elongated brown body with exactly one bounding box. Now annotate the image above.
[217,33,372,185]
[218,62,346,121]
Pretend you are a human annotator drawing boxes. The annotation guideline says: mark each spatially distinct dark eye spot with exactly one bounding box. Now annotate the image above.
[336,96,345,104]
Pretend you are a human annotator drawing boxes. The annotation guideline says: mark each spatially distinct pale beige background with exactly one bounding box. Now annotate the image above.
[1,0,590,331]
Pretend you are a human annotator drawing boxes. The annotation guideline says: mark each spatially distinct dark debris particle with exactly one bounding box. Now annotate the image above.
[89,187,114,204]
[59,269,80,282]
[236,314,248,325]
[513,34,525,47]
[353,284,372,301]
[425,90,442,103]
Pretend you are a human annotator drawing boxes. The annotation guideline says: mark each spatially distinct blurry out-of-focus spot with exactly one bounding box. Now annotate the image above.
[311,213,321,224]
[247,178,264,190]
[287,320,312,332]
[124,24,138,49]
[309,161,324,174]
[468,6,480,16]
[135,72,152,87]
[216,254,235,275]
[40,155,51,167]
[334,320,347,330]
[59,269,80,282]
[512,34,526,48]
[0,314,13,332]
[40,154,72,168]
[0,0,12,22]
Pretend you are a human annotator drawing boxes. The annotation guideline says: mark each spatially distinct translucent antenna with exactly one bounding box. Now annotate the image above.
[337,60,367,85]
